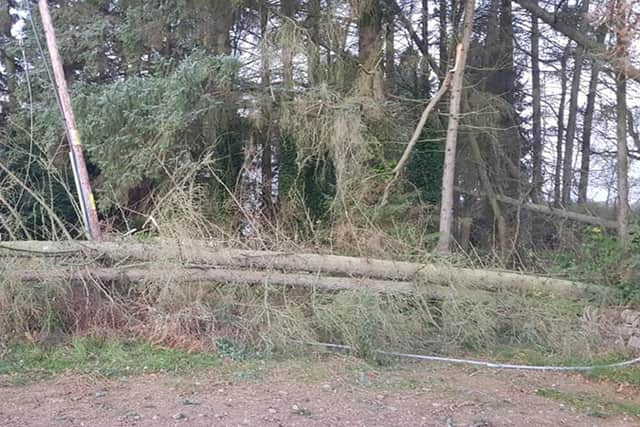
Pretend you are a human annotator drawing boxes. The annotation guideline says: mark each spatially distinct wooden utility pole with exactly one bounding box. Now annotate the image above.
[38,0,101,240]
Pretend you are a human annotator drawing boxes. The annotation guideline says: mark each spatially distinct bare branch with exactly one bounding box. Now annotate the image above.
[380,72,453,206]
[514,0,640,83]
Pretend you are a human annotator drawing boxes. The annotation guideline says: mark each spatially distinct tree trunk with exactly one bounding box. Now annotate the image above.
[561,47,584,205]
[261,130,275,217]
[617,76,629,242]
[497,0,520,200]
[0,2,16,120]
[187,0,235,54]
[436,0,475,254]
[282,0,297,92]
[614,1,630,243]
[561,0,589,205]
[356,0,385,100]
[384,14,396,94]
[8,266,426,297]
[469,134,508,255]
[260,4,276,217]
[308,0,322,85]
[530,5,543,203]
[553,43,571,206]
[578,30,605,204]
[0,241,607,299]
[438,0,448,76]
[212,2,234,55]
[421,0,431,95]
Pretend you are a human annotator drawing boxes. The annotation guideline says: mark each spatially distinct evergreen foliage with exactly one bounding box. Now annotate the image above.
[75,52,240,208]
[0,0,636,271]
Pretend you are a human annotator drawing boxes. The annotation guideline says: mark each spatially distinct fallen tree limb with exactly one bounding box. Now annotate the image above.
[7,266,456,298]
[0,240,609,299]
[456,187,618,229]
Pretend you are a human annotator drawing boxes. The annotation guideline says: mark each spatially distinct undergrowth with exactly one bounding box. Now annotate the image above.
[0,272,606,364]
[549,225,640,302]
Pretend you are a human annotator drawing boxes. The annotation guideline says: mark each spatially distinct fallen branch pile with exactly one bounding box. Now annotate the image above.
[0,240,609,299]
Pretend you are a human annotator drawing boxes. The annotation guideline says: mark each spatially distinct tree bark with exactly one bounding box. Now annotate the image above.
[189,0,235,54]
[384,14,396,94]
[282,0,297,92]
[436,0,475,254]
[260,4,276,217]
[530,5,542,203]
[578,30,605,204]
[561,45,584,205]
[0,2,16,120]
[421,0,431,95]
[613,1,631,243]
[468,134,508,255]
[307,0,322,85]
[0,241,607,299]
[561,0,589,205]
[439,0,448,74]
[617,76,629,242]
[356,0,385,100]
[9,266,431,297]
[498,0,520,200]
[553,43,571,206]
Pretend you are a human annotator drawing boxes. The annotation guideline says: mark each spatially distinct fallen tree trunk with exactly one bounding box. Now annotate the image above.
[456,187,618,229]
[0,241,608,298]
[8,266,465,298]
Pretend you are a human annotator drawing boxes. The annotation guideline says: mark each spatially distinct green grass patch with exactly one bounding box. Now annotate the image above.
[537,388,640,418]
[487,346,640,386]
[586,366,640,387]
[0,338,219,383]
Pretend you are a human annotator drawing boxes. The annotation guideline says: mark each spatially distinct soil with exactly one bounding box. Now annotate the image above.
[1,356,639,427]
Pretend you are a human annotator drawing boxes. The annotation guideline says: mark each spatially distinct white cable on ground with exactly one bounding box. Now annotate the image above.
[299,341,640,372]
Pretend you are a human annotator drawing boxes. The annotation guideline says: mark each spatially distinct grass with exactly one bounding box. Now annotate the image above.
[586,366,640,387]
[0,266,624,389]
[537,388,640,419]
[0,337,219,384]
[487,346,640,386]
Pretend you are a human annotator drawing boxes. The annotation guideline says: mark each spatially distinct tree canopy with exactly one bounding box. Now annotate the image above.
[0,0,638,261]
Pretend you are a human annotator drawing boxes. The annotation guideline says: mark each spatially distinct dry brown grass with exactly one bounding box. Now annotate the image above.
[0,257,605,361]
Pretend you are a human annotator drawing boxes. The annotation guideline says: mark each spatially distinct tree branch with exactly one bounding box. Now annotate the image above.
[381,0,442,76]
[456,187,618,229]
[514,0,640,83]
[380,71,453,206]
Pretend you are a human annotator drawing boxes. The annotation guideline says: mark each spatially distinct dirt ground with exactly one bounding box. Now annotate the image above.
[1,356,639,427]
